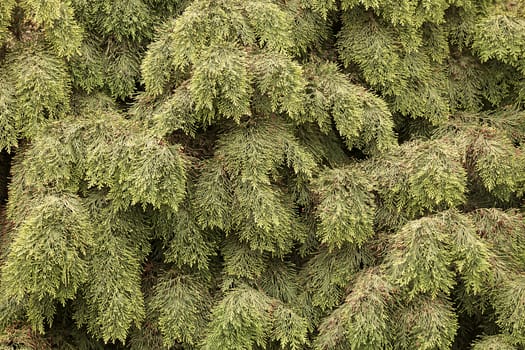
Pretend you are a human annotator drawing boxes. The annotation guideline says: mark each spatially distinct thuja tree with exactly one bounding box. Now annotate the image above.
[0,0,525,349]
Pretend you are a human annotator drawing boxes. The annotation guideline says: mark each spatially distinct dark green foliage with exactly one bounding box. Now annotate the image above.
[0,0,524,349]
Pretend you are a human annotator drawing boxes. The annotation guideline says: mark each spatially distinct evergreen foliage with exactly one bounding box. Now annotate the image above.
[0,0,524,349]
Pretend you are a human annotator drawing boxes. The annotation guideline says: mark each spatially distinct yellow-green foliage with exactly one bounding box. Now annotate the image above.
[0,0,524,349]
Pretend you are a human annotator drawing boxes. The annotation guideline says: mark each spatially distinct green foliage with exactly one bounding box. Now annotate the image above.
[386,214,456,299]
[72,0,154,42]
[19,0,83,57]
[301,61,397,154]
[300,0,336,19]
[222,237,267,281]
[337,8,450,124]
[283,1,331,54]
[190,43,252,123]
[122,141,186,211]
[469,209,525,275]
[493,274,525,345]
[74,195,150,343]
[471,335,517,350]
[0,76,18,152]
[202,287,272,350]
[393,295,458,350]
[0,44,70,148]
[140,19,181,97]
[154,204,215,270]
[1,0,525,349]
[314,268,393,350]
[149,271,211,347]
[341,0,451,27]
[0,0,15,43]
[300,245,370,311]
[472,14,525,72]
[369,139,467,229]
[252,51,306,118]
[271,303,309,350]
[313,166,375,248]
[1,194,92,332]
[260,259,299,304]
[195,117,315,253]
[448,213,493,295]
[198,281,309,350]
[465,127,523,201]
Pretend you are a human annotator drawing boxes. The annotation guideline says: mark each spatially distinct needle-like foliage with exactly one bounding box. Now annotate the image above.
[0,0,524,349]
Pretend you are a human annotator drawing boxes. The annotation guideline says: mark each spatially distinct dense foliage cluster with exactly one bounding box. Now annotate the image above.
[0,0,525,349]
